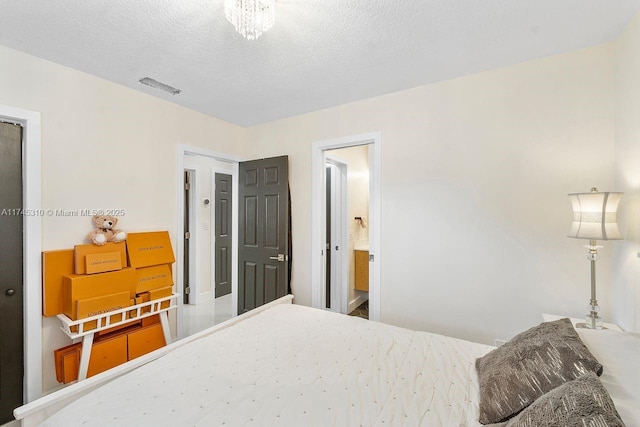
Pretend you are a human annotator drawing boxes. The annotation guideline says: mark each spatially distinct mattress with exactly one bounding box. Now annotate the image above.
[42,304,494,426]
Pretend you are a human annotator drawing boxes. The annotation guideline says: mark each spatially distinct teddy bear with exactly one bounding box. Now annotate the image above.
[88,214,126,245]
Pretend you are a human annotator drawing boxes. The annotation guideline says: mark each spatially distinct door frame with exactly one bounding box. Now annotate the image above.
[0,104,42,403]
[325,155,349,314]
[176,145,242,339]
[311,132,382,321]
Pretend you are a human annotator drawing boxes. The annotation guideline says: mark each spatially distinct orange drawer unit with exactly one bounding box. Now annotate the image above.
[87,335,128,378]
[127,323,166,360]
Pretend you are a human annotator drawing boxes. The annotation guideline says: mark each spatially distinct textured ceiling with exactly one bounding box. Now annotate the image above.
[1,0,639,127]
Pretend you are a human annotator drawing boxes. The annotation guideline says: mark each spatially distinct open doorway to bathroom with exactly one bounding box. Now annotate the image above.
[311,132,381,321]
[324,145,370,319]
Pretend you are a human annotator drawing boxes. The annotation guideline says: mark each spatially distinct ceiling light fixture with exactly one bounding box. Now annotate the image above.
[225,0,275,40]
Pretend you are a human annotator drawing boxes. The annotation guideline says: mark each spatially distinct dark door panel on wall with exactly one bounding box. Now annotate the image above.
[0,121,24,423]
[238,156,289,314]
[215,173,232,298]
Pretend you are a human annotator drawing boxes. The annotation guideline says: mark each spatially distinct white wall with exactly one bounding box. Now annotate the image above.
[246,44,616,345]
[613,12,640,333]
[0,45,246,394]
[183,154,233,302]
[328,145,370,306]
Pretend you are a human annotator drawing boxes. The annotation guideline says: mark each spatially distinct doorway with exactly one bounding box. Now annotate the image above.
[181,155,235,336]
[0,104,42,407]
[177,146,241,339]
[176,147,290,338]
[0,121,24,424]
[311,132,382,321]
[324,148,370,318]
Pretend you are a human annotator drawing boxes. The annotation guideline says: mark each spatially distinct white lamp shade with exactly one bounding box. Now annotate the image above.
[568,191,623,240]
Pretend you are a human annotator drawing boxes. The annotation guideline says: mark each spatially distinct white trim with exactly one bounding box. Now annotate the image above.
[311,132,382,322]
[176,145,242,339]
[0,104,43,402]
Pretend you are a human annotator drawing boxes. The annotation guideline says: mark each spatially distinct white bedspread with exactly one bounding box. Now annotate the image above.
[42,304,494,426]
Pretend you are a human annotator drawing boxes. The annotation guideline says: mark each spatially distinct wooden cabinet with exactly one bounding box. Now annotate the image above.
[354,250,369,292]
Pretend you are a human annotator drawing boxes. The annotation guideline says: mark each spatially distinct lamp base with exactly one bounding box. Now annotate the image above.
[575,323,607,330]
[575,313,605,330]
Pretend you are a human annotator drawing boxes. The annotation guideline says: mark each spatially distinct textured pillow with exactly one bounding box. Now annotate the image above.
[476,318,603,424]
[505,372,626,426]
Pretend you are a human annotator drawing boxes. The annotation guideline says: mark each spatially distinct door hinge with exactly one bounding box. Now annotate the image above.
[185,286,191,295]
[369,254,374,262]
[185,182,191,190]
[185,231,191,239]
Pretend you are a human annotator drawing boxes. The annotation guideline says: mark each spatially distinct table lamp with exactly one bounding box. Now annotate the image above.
[567,188,623,329]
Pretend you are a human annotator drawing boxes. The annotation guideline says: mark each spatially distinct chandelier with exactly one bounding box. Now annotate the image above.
[225,0,276,40]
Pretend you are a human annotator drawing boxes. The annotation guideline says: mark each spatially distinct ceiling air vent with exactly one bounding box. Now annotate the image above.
[138,77,181,95]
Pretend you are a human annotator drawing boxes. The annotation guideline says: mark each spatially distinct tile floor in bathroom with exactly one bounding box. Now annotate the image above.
[348,300,369,319]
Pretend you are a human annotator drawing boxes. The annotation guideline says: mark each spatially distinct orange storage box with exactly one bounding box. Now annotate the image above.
[126,231,175,268]
[85,251,122,274]
[135,292,151,314]
[76,292,132,331]
[148,286,173,309]
[62,268,136,320]
[127,323,166,360]
[42,249,75,317]
[54,342,82,383]
[135,264,173,294]
[87,335,128,378]
[74,242,127,275]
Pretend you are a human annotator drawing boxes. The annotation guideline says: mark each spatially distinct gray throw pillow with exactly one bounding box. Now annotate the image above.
[476,318,603,424]
[506,372,625,426]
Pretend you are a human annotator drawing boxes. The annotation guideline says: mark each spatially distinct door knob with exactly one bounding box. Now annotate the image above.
[269,254,287,262]
[6,289,15,296]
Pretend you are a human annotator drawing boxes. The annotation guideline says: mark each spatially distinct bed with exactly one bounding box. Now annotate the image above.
[14,295,639,426]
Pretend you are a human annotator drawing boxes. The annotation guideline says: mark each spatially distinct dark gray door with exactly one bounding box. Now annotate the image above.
[215,173,232,298]
[183,170,192,304]
[238,156,289,313]
[0,121,24,423]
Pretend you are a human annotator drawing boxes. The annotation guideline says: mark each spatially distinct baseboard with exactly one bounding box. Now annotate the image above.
[348,293,368,313]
